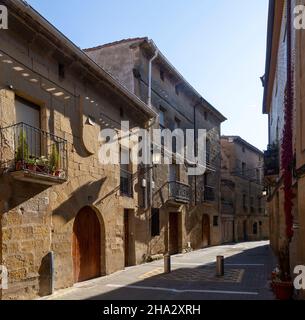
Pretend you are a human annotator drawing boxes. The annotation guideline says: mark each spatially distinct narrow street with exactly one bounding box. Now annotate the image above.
[42,241,275,300]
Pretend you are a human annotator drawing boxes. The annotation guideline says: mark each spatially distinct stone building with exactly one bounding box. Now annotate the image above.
[85,38,226,254]
[0,0,157,299]
[220,136,269,243]
[263,0,305,298]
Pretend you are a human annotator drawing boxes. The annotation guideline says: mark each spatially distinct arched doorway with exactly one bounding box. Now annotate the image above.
[72,206,101,283]
[202,215,210,247]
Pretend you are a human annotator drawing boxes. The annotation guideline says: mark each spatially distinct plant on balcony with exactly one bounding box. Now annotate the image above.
[36,156,49,174]
[49,144,63,177]
[15,130,29,171]
[25,158,37,172]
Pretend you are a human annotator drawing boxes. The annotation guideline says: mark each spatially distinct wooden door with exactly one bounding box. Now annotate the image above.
[124,210,129,267]
[202,215,210,247]
[73,207,101,283]
[169,212,179,255]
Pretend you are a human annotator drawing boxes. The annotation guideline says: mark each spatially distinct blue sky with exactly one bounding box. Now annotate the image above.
[27,0,269,150]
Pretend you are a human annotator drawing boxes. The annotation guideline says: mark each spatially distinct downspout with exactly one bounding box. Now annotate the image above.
[148,48,159,207]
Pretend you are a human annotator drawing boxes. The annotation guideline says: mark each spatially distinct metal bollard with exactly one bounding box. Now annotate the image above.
[216,255,224,277]
[164,253,171,274]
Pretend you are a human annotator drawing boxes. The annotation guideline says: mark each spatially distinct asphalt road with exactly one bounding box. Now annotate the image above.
[41,241,275,300]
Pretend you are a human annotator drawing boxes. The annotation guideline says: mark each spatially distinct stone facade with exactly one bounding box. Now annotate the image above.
[85,38,226,254]
[263,0,305,299]
[221,136,269,243]
[0,1,155,299]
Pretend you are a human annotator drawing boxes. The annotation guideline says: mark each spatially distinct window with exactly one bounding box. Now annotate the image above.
[58,63,65,79]
[243,194,247,210]
[175,85,179,96]
[159,108,165,129]
[15,96,40,128]
[213,216,219,227]
[242,146,246,153]
[256,169,260,182]
[120,147,132,197]
[174,117,181,129]
[151,208,160,237]
[204,111,208,121]
[160,69,165,81]
[253,223,258,235]
[242,162,246,176]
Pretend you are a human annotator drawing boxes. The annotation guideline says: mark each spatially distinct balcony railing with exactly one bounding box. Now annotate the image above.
[168,181,191,204]
[202,185,215,202]
[120,169,133,198]
[0,123,68,185]
[264,143,279,177]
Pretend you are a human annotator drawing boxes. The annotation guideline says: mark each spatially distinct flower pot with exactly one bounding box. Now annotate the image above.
[15,161,24,171]
[37,165,47,173]
[273,281,294,300]
[26,164,37,172]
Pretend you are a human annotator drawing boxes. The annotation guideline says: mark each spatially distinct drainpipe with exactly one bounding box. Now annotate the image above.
[148,48,159,207]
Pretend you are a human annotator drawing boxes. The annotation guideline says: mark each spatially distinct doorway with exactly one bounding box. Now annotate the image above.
[72,207,101,283]
[124,209,130,267]
[169,212,179,255]
[243,220,248,241]
[202,214,210,247]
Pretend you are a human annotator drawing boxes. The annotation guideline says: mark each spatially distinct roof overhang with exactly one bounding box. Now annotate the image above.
[3,0,157,120]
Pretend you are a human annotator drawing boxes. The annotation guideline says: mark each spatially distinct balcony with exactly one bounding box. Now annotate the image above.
[202,185,216,202]
[0,123,68,185]
[168,181,191,204]
[264,143,279,178]
[120,169,133,198]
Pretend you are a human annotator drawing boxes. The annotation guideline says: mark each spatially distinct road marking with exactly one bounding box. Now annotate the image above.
[106,284,258,296]
[226,264,264,266]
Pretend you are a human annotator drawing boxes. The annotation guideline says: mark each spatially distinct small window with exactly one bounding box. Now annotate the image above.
[159,108,165,129]
[243,194,247,208]
[151,208,160,237]
[160,69,165,81]
[242,146,246,153]
[204,111,208,121]
[253,223,258,235]
[58,63,65,79]
[175,85,179,96]
[174,117,181,129]
[242,162,246,175]
[213,216,219,227]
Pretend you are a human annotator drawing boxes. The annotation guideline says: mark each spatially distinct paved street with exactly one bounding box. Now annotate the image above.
[42,241,275,300]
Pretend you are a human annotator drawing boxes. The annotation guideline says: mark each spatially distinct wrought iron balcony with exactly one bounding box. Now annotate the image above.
[264,143,279,177]
[0,123,68,185]
[202,185,216,202]
[168,181,191,204]
[120,169,133,198]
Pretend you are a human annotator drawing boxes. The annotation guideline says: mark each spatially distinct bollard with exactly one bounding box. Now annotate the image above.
[216,255,224,277]
[164,253,171,274]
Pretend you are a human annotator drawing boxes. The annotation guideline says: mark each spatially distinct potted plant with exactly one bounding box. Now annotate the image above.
[49,144,61,176]
[36,156,49,174]
[271,243,294,300]
[25,158,37,172]
[15,130,29,171]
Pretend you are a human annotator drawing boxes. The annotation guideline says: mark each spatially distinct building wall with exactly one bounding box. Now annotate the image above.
[221,137,269,244]
[86,40,224,252]
[0,16,151,299]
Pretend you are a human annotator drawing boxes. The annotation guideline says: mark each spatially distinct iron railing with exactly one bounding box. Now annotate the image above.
[0,122,68,179]
[168,181,191,203]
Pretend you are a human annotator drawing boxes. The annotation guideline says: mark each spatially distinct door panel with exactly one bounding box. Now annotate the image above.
[73,207,101,283]
[169,212,179,255]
